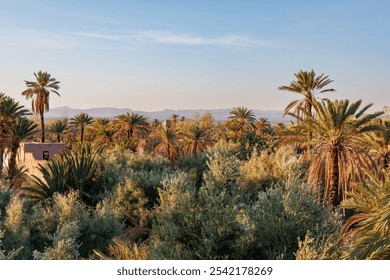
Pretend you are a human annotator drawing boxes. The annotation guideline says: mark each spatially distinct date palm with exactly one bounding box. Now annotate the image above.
[7,116,38,179]
[288,99,383,207]
[116,113,149,139]
[0,94,30,177]
[180,124,210,157]
[171,114,179,129]
[48,119,68,142]
[156,126,178,163]
[255,117,272,135]
[279,69,335,118]
[98,127,117,145]
[93,118,117,144]
[21,71,60,143]
[227,107,256,141]
[70,113,94,143]
[93,117,110,127]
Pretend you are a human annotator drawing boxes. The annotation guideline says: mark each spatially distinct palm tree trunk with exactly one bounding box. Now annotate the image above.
[40,113,45,143]
[128,127,133,139]
[57,133,61,142]
[81,127,84,143]
[194,142,198,157]
[329,151,340,207]
[8,141,19,179]
[0,147,4,178]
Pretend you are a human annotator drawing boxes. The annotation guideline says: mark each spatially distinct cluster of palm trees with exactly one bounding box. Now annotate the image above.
[279,69,388,209]
[65,112,213,163]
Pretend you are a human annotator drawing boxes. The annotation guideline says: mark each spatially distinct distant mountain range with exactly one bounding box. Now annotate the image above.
[43,106,294,124]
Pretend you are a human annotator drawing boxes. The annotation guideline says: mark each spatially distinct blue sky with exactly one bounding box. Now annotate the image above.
[0,0,389,111]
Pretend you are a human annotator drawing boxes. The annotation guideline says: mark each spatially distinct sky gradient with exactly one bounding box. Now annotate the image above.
[0,0,389,111]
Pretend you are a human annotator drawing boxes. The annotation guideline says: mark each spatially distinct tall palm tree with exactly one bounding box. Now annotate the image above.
[48,119,68,142]
[116,113,149,139]
[227,107,256,140]
[180,124,210,157]
[288,99,383,207]
[21,71,60,143]
[156,127,178,163]
[0,94,30,177]
[70,113,94,143]
[279,69,335,118]
[7,116,38,179]
[340,172,390,259]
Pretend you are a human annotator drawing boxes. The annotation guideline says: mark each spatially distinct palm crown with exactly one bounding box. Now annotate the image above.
[70,113,94,143]
[279,69,335,118]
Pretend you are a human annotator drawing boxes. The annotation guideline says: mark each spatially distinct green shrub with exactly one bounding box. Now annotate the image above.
[237,184,341,259]
[34,221,81,260]
[1,195,32,259]
[176,154,208,189]
[238,145,303,197]
[0,229,22,260]
[294,231,344,260]
[100,179,147,225]
[149,172,247,259]
[203,146,240,190]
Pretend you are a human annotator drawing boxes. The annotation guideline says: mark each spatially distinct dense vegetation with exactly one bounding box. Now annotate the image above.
[0,70,389,260]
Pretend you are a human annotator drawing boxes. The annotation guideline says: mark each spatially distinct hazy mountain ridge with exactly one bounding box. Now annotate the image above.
[43,107,294,123]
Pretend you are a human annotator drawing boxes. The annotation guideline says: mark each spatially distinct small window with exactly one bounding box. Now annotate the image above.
[43,151,49,160]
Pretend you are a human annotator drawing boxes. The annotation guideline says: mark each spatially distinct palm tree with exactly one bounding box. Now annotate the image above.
[225,120,242,142]
[116,113,149,139]
[279,69,335,118]
[70,113,94,143]
[180,124,210,157]
[93,118,117,145]
[227,107,256,140]
[97,127,117,145]
[48,119,68,142]
[0,94,30,177]
[7,116,38,179]
[93,117,110,127]
[21,71,60,143]
[156,127,178,163]
[255,117,272,135]
[287,99,383,207]
[171,114,179,129]
[340,172,390,259]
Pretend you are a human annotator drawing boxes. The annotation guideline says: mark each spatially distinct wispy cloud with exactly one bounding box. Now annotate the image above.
[0,29,268,51]
[75,30,268,49]
[132,31,266,48]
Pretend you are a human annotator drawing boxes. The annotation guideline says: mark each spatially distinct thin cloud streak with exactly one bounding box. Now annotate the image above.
[0,29,268,51]
[133,30,267,48]
[75,30,268,48]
